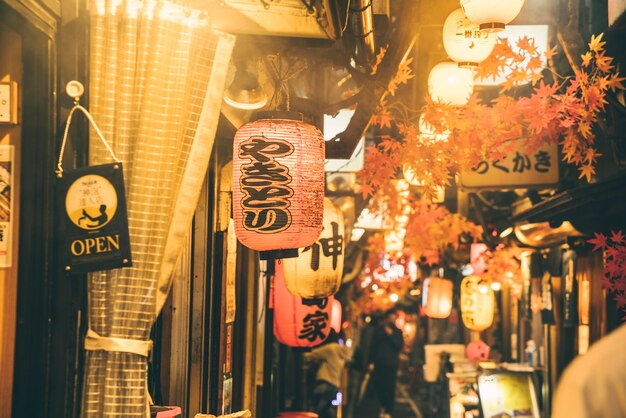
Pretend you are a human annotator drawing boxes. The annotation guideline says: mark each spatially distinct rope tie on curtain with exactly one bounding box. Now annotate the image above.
[84,329,153,357]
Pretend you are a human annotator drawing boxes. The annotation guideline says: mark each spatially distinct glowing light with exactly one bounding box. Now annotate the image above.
[428,62,474,106]
[390,293,399,302]
[490,281,502,291]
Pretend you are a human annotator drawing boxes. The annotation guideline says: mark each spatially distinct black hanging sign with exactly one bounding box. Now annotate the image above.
[56,83,132,273]
[57,163,132,273]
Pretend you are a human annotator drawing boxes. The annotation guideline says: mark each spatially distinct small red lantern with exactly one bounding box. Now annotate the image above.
[422,277,453,319]
[232,112,325,259]
[273,261,333,347]
[331,299,342,334]
[466,339,490,364]
[282,198,344,298]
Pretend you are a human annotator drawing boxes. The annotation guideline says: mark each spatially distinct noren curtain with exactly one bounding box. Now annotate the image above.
[82,1,234,416]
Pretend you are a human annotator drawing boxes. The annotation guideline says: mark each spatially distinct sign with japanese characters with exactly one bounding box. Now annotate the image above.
[57,163,132,273]
[459,142,559,189]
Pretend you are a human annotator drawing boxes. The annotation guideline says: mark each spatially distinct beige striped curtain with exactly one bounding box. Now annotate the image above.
[82,1,234,416]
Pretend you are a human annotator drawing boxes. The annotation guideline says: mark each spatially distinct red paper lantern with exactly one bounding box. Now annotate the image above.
[422,277,453,319]
[282,198,344,298]
[273,261,333,347]
[331,299,342,334]
[232,112,325,258]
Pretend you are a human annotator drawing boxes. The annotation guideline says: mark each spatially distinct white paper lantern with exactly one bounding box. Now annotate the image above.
[422,277,453,319]
[428,62,474,106]
[282,198,344,299]
[460,274,495,331]
[460,0,525,32]
[443,8,497,67]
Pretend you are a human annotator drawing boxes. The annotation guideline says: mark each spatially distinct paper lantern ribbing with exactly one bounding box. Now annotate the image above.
[428,62,474,106]
[460,275,495,331]
[460,0,525,32]
[422,277,454,319]
[443,8,496,68]
[273,261,333,347]
[232,112,325,257]
[282,198,344,298]
[331,299,342,334]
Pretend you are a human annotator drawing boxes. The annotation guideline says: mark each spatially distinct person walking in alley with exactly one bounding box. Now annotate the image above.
[305,330,352,418]
[368,309,404,418]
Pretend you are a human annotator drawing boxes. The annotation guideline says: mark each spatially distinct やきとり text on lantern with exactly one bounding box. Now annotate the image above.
[232,112,325,260]
[282,198,345,299]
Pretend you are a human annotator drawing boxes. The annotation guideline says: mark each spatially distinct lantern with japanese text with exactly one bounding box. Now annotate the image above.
[422,277,454,319]
[460,0,525,32]
[443,8,496,68]
[273,261,333,347]
[331,299,342,334]
[282,198,344,298]
[232,112,325,259]
[460,274,495,331]
[428,62,474,106]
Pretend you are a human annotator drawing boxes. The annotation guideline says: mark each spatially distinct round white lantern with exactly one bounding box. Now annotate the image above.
[460,0,525,32]
[428,62,474,106]
[443,8,497,68]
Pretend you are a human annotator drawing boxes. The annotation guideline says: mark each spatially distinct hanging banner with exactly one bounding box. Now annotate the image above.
[225,219,237,323]
[0,146,14,267]
[459,141,559,189]
[540,271,556,324]
[562,250,578,327]
[57,163,132,273]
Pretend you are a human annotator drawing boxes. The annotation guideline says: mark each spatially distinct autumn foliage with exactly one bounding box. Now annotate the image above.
[589,231,626,317]
[359,33,626,201]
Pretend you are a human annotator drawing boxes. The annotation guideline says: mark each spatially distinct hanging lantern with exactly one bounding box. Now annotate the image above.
[466,339,491,363]
[282,198,344,298]
[273,261,333,347]
[443,8,497,68]
[422,277,453,318]
[428,62,474,106]
[331,299,342,333]
[460,0,525,32]
[460,274,495,331]
[232,112,325,259]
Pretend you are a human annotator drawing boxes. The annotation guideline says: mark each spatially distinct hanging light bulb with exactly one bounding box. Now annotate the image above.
[443,8,497,68]
[460,0,525,32]
[428,62,474,106]
[224,60,267,110]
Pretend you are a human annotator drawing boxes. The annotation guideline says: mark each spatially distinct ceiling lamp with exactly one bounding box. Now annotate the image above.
[428,62,474,106]
[443,8,497,68]
[223,63,267,110]
[460,0,525,32]
[232,112,325,259]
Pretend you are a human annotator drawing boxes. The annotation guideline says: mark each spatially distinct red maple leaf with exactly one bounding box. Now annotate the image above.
[611,230,626,244]
[588,232,608,251]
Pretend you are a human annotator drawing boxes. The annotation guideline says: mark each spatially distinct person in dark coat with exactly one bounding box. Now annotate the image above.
[368,309,404,418]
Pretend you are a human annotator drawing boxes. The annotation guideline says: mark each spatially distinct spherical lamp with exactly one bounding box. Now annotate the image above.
[443,8,497,68]
[428,62,474,106]
[422,277,454,318]
[232,112,325,259]
[460,0,525,32]
[460,274,495,331]
[282,198,345,299]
